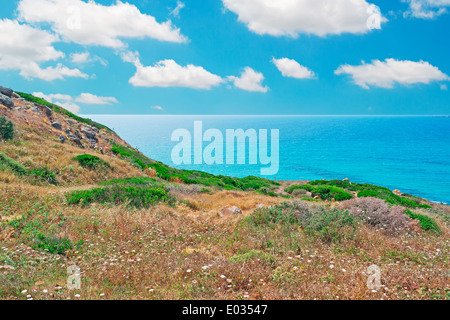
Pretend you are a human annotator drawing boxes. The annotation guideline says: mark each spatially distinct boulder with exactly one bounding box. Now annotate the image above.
[81,127,98,142]
[393,189,402,196]
[219,205,242,217]
[30,107,42,114]
[0,86,13,98]
[12,92,21,99]
[59,135,67,143]
[0,93,14,109]
[69,135,84,149]
[343,178,349,182]
[52,122,62,130]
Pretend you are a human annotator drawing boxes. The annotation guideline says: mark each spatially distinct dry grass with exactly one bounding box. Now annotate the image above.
[0,181,448,300]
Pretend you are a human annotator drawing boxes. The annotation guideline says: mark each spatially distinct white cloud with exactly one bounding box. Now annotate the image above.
[33,91,80,114]
[170,1,185,18]
[403,0,450,19]
[75,93,118,105]
[335,59,449,89]
[152,106,163,111]
[441,84,448,90]
[121,53,224,89]
[227,67,269,93]
[70,52,107,66]
[272,57,315,79]
[0,19,88,81]
[33,91,118,113]
[222,0,386,37]
[18,0,187,48]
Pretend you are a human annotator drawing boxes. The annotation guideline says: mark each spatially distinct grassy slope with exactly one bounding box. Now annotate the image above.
[0,93,449,300]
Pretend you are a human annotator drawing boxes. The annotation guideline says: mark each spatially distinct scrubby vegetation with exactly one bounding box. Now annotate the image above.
[249,201,357,243]
[405,209,440,233]
[66,185,175,208]
[287,180,432,209]
[0,116,14,141]
[286,184,353,201]
[73,154,111,171]
[0,151,27,176]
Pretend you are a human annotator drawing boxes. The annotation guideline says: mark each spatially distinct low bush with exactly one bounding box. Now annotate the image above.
[66,185,175,208]
[405,209,440,233]
[73,154,111,170]
[33,233,73,255]
[340,197,418,234]
[249,201,356,243]
[0,151,27,176]
[286,184,353,201]
[0,117,14,141]
[30,168,58,185]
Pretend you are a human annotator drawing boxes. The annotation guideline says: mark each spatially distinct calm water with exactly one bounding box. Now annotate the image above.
[87,115,450,204]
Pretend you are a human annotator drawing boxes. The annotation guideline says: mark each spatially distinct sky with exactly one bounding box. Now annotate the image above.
[0,0,449,115]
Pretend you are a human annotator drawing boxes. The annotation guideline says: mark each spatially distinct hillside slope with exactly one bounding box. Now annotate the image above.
[0,86,448,300]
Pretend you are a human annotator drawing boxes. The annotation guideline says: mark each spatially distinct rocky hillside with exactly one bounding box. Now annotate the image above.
[0,85,449,301]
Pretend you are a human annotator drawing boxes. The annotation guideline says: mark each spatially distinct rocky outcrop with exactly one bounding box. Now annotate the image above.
[52,122,62,130]
[0,86,13,98]
[0,93,14,109]
[219,205,242,217]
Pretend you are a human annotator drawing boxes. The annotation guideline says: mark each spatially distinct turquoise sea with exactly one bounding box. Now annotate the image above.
[87,115,450,204]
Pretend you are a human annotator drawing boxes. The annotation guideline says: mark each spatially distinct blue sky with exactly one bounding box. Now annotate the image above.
[0,0,449,115]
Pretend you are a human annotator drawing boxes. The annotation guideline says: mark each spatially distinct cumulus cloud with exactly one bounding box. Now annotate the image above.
[75,93,118,105]
[152,106,163,111]
[0,19,88,81]
[335,59,449,89]
[227,67,269,93]
[403,0,450,19]
[222,0,386,37]
[121,53,224,89]
[272,58,315,79]
[33,91,118,113]
[18,0,187,48]
[33,92,80,114]
[70,52,107,66]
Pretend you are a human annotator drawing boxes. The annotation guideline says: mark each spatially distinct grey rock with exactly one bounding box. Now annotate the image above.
[52,122,62,130]
[219,206,242,217]
[12,92,21,99]
[0,86,13,98]
[31,107,42,114]
[67,120,76,126]
[81,127,98,142]
[0,93,14,109]
[59,135,67,143]
[74,130,83,140]
[69,135,84,148]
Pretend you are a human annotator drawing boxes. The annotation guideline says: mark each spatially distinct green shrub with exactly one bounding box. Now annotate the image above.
[405,209,440,233]
[249,201,356,243]
[0,117,14,141]
[66,185,175,208]
[0,151,27,176]
[286,184,353,201]
[33,233,73,255]
[302,207,356,244]
[73,154,111,170]
[30,168,58,185]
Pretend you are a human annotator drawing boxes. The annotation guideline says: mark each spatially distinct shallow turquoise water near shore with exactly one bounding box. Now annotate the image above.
[87,115,450,204]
